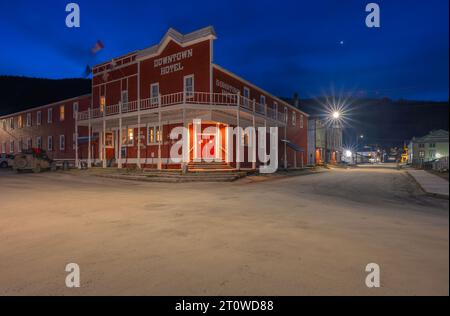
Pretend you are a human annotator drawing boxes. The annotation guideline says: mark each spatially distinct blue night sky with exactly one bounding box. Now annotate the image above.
[0,0,448,101]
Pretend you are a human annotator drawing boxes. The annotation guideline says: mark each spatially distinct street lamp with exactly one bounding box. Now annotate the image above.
[324,110,342,164]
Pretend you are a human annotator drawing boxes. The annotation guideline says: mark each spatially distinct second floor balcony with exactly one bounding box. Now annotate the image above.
[77,91,287,124]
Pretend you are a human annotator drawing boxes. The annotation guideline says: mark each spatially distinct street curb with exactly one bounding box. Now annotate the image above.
[405,171,449,200]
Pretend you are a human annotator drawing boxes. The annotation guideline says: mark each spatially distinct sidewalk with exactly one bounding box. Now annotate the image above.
[407,169,449,199]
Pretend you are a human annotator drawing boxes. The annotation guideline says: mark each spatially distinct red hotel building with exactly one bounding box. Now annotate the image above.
[0,26,308,170]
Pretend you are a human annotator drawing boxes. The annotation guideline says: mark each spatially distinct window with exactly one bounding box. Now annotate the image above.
[48,108,53,123]
[243,87,250,107]
[121,91,128,104]
[10,117,14,129]
[284,107,288,123]
[122,128,134,146]
[2,120,6,130]
[18,115,23,128]
[27,138,32,150]
[37,111,42,126]
[36,136,42,149]
[150,83,160,105]
[100,96,106,112]
[73,102,79,118]
[48,136,53,151]
[147,125,162,144]
[419,150,425,158]
[1,142,5,154]
[59,135,65,151]
[429,150,436,158]
[260,95,266,106]
[10,141,14,153]
[300,114,304,128]
[18,139,23,152]
[429,143,436,148]
[418,143,425,148]
[292,111,296,126]
[105,132,114,148]
[26,113,32,127]
[59,105,65,121]
[184,75,194,98]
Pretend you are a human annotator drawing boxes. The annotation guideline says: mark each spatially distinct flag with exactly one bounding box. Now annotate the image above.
[91,40,104,55]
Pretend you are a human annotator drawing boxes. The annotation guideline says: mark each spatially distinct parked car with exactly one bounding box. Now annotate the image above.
[0,154,15,168]
[12,148,56,173]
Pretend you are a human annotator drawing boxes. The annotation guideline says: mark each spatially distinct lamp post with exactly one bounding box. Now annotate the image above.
[324,111,341,165]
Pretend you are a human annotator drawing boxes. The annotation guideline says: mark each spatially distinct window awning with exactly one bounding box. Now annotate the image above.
[281,139,304,152]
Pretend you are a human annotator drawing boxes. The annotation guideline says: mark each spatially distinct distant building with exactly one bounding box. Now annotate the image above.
[307,118,343,165]
[408,130,449,166]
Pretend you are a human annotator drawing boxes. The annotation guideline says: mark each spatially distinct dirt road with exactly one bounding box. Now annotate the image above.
[0,167,448,295]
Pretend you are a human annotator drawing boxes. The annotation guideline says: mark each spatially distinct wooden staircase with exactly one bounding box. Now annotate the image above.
[187,161,234,171]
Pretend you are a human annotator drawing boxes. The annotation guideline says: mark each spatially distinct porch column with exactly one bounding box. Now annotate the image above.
[182,108,188,168]
[252,101,256,170]
[118,103,122,169]
[157,97,162,170]
[215,122,221,161]
[137,105,141,169]
[137,62,141,169]
[88,107,92,168]
[102,111,106,168]
[284,123,287,169]
[236,102,240,170]
[75,109,79,169]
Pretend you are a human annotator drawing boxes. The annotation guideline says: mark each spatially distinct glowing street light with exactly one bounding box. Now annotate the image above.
[332,111,341,120]
[345,150,353,158]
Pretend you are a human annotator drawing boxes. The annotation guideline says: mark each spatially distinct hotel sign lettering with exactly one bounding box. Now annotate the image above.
[154,49,193,75]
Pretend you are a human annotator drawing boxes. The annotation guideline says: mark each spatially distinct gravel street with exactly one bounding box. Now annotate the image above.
[0,167,448,295]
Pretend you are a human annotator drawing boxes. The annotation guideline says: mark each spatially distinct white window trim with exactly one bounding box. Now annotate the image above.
[104,132,114,148]
[37,111,42,126]
[48,108,53,123]
[36,136,42,149]
[59,135,65,151]
[26,113,32,127]
[10,141,14,153]
[184,74,194,98]
[73,102,79,119]
[260,95,266,106]
[146,124,162,145]
[292,111,296,126]
[47,136,53,151]
[150,83,160,105]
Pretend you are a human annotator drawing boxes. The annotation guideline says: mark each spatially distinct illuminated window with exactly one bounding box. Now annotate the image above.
[100,96,106,112]
[18,116,23,128]
[127,128,134,145]
[419,150,425,158]
[59,105,65,122]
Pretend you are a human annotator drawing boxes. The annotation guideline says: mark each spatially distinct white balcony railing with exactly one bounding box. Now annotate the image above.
[77,91,286,123]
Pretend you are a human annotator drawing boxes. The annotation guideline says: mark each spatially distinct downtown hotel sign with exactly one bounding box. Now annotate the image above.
[154,48,194,75]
